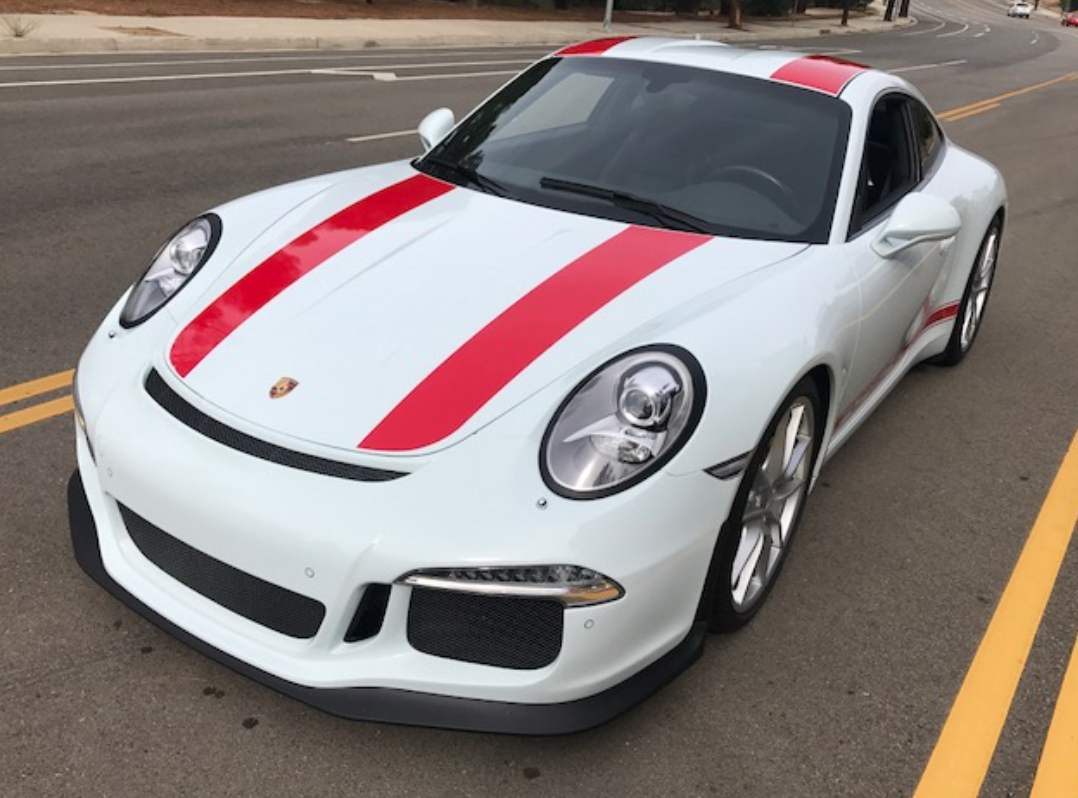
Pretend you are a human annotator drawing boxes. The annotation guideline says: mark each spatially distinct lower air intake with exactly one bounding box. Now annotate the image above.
[406,587,563,670]
[118,504,325,639]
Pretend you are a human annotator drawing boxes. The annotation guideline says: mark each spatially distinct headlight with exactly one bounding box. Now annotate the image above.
[119,215,221,327]
[541,346,705,499]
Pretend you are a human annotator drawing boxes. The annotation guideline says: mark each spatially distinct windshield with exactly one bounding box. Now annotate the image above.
[416,56,851,243]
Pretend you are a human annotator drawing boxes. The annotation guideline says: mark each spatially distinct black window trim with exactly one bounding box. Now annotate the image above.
[846,91,948,242]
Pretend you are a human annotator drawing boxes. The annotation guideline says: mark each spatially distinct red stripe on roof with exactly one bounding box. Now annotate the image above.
[770,55,868,96]
[359,226,708,452]
[169,173,453,378]
[555,37,636,56]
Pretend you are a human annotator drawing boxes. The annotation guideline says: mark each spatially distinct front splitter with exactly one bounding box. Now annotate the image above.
[67,470,707,735]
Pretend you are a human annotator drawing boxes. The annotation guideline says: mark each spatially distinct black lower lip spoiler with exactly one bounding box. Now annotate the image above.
[67,470,706,735]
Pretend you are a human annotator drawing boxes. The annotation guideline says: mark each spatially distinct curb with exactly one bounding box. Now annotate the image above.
[0,14,912,56]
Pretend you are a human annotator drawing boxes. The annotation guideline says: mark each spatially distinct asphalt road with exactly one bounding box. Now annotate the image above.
[2,3,1078,796]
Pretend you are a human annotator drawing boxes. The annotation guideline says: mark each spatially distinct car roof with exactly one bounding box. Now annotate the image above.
[551,37,888,99]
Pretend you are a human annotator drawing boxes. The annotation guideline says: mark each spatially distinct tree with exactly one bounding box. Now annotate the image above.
[728,0,743,28]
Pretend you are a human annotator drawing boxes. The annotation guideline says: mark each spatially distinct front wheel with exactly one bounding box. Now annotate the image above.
[931,219,1001,367]
[706,377,821,632]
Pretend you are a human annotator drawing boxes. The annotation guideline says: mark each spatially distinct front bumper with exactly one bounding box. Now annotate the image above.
[70,470,705,734]
[69,338,739,732]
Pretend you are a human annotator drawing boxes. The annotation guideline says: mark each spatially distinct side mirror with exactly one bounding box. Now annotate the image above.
[871,193,962,259]
[417,108,456,152]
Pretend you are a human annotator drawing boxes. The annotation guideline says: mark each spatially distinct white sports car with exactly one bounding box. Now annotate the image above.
[69,37,1006,734]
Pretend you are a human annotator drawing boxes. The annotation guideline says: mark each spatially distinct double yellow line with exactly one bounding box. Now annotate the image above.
[938,72,1078,123]
[914,426,1078,797]
[0,369,75,435]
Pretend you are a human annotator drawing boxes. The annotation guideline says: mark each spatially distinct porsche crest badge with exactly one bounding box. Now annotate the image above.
[269,377,299,399]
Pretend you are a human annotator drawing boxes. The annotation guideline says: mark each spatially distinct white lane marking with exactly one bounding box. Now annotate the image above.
[891,59,967,73]
[0,67,308,89]
[346,129,415,143]
[312,69,397,79]
[0,58,531,89]
[383,69,520,82]
[905,19,949,34]
[314,67,518,82]
[0,48,548,72]
[938,22,971,36]
[302,57,533,72]
[1031,31,1040,44]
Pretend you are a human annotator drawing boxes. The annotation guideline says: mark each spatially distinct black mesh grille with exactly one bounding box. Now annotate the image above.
[144,369,406,483]
[118,504,325,639]
[407,588,563,670]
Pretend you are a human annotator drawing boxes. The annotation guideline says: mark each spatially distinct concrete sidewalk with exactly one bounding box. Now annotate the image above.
[0,7,910,56]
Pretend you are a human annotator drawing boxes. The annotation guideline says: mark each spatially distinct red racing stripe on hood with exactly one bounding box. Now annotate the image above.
[555,37,636,56]
[169,173,453,378]
[770,55,867,96]
[358,226,708,452]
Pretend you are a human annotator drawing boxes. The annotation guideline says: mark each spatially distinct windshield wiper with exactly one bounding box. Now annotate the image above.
[421,155,508,197]
[539,176,711,234]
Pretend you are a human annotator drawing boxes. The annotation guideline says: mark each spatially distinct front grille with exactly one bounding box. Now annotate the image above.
[144,369,406,483]
[118,504,325,639]
[407,587,563,670]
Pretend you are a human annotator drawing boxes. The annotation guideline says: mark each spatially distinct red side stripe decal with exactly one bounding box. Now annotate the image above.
[359,226,707,452]
[770,55,868,97]
[555,37,636,56]
[834,301,960,430]
[923,301,960,329]
[170,174,453,378]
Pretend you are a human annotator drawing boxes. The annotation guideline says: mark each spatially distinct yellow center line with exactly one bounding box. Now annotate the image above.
[941,103,1001,123]
[0,368,74,408]
[0,395,75,435]
[1030,622,1078,797]
[939,72,1078,122]
[913,425,1078,798]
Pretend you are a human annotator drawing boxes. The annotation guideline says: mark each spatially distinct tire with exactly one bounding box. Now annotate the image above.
[931,218,1002,367]
[704,377,821,632]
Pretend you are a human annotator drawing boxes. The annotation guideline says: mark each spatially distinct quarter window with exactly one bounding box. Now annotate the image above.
[909,100,943,176]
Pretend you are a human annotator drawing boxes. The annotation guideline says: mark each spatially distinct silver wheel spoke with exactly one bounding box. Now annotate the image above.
[960,231,998,352]
[752,521,776,584]
[773,475,805,503]
[729,396,816,612]
[782,434,811,482]
[731,522,765,605]
[763,423,788,483]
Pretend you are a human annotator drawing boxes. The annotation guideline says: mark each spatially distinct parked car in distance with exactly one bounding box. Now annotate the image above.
[1008,2,1032,17]
[1062,10,1078,25]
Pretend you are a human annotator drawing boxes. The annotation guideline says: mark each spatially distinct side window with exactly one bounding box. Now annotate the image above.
[909,99,943,176]
[851,95,917,235]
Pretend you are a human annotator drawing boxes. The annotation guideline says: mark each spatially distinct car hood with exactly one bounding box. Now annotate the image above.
[163,164,808,456]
